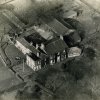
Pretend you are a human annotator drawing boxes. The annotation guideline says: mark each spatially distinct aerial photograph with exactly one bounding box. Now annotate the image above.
[0,0,100,100]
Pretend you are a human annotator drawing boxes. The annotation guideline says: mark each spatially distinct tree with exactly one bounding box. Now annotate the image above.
[0,27,12,66]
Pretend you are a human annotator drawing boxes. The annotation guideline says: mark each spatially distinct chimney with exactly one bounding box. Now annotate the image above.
[60,35,63,40]
[36,44,39,49]
[40,43,45,50]
[40,43,47,54]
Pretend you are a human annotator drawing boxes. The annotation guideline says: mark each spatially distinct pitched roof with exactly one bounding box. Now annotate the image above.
[16,38,39,55]
[34,25,54,40]
[25,33,46,44]
[47,19,69,35]
[45,38,68,55]
[2,10,25,30]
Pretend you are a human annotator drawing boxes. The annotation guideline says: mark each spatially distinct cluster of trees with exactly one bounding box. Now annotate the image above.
[15,45,97,100]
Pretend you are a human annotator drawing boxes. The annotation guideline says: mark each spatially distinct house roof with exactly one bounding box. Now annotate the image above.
[16,38,39,55]
[25,32,46,44]
[45,38,68,55]
[2,10,25,30]
[34,25,54,40]
[46,19,69,35]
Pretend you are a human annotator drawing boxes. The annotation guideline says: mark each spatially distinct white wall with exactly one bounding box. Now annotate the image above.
[26,55,41,71]
[15,40,31,55]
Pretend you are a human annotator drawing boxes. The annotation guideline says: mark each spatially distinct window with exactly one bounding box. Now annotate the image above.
[57,52,61,62]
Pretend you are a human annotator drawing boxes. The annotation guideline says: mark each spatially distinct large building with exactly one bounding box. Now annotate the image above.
[14,34,69,71]
[10,17,82,72]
